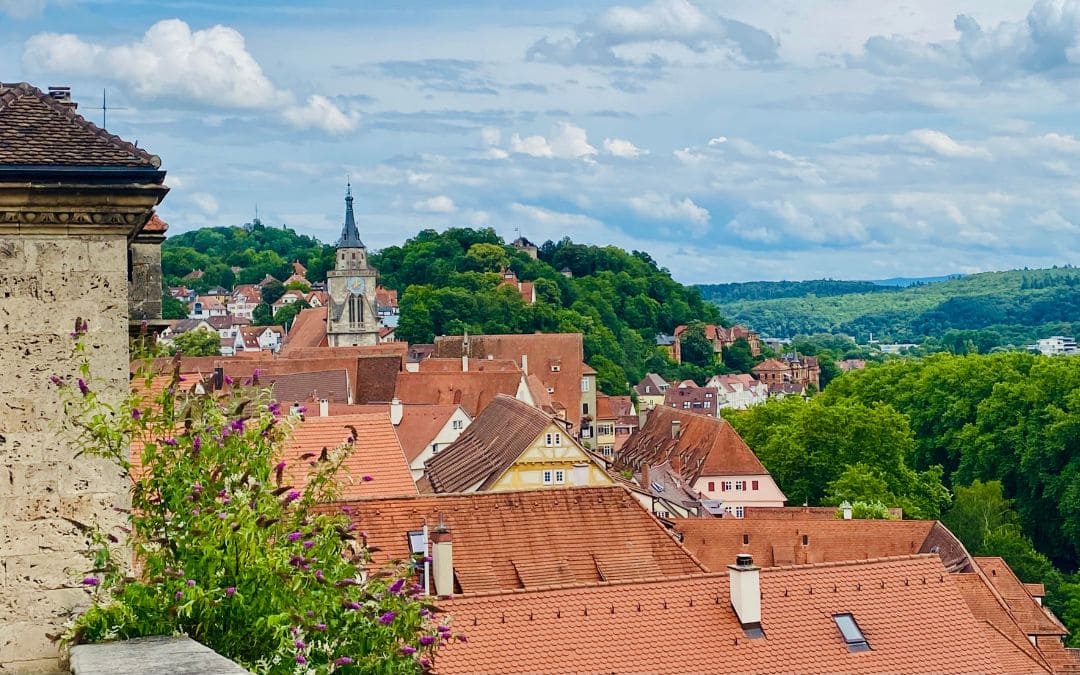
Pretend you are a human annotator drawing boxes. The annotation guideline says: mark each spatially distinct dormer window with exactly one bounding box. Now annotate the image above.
[833,614,870,652]
[551,363,561,372]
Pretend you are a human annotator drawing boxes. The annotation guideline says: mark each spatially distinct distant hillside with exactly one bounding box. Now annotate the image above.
[702,267,1080,346]
[697,279,894,303]
[870,274,961,287]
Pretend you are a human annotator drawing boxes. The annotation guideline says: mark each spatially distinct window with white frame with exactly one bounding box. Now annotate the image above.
[452,419,464,430]
[554,470,565,484]
[683,401,691,409]
[704,401,711,409]
[542,470,553,485]
[735,506,745,518]
[581,377,590,392]
[722,481,733,491]
[545,432,562,447]
[735,481,746,491]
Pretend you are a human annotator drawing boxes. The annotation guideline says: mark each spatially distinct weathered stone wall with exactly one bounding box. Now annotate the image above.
[0,234,133,673]
[128,240,162,322]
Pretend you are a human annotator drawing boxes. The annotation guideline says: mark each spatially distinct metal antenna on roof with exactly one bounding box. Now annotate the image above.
[86,89,128,129]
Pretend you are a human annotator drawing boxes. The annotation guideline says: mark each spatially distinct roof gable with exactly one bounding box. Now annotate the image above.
[0,82,160,168]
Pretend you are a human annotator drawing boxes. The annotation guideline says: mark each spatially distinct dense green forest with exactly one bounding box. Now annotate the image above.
[160,224,722,392]
[703,267,1080,347]
[723,351,1080,642]
[162,220,336,290]
[374,229,721,392]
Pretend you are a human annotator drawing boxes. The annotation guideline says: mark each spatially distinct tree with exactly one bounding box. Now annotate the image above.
[251,303,273,326]
[679,322,715,368]
[464,242,510,272]
[161,292,188,320]
[284,279,312,293]
[261,280,286,306]
[942,480,1017,554]
[170,327,220,357]
[272,300,311,330]
[722,337,756,373]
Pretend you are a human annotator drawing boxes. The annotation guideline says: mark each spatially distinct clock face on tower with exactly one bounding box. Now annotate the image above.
[345,277,366,295]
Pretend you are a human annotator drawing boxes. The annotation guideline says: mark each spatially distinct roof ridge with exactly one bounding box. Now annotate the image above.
[980,619,1054,673]
[1,81,161,167]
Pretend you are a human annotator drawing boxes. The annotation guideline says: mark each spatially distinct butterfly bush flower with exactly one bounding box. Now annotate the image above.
[419,635,435,646]
[49,374,63,387]
[192,437,201,453]
[131,408,141,420]
[343,601,361,611]
[389,578,405,595]
[400,646,416,655]
[225,587,236,597]
[274,460,286,472]
[294,640,306,650]
[334,657,353,666]
[314,623,327,632]
[175,590,184,600]
[295,655,306,665]
[162,438,178,447]
[186,579,195,587]
[284,490,301,504]
[287,531,303,542]
[77,378,89,396]
[379,611,396,625]
[81,577,99,586]
[362,475,374,482]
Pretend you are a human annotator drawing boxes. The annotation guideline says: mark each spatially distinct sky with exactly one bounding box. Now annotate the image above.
[3,0,1080,283]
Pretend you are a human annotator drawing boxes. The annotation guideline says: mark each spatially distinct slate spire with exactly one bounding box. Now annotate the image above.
[336,182,364,248]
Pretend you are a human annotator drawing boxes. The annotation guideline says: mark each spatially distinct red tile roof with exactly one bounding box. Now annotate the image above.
[752,358,790,372]
[279,307,329,354]
[142,213,168,234]
[268,370,350,405]
[393,370,523,417]
[674,517,975,572]
[394,404,463,463]
[281,414,416,500]
[424,394,556,493]
[0,82,161,167]
[618,405,772,483]
[343,486,704,593]
[975,557,1068,636]
[435,554,1008,675]
[434,333,588,429]
[952,573,1052,674]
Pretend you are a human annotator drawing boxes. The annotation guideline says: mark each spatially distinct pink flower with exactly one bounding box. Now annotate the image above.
[225,587,236,597]
[274,461,286,472]
[334,657,353,666]
[131,408,141,420]
[49,375,63,387]
[186,579,195,587]
[175,590,184,600]
[295,655,306,665]
[314,623,327,632]
[81,577,99,586]
[294,640,306,650]
[302,540,314,550]
[362,475,374,482]
[217,512,227,520]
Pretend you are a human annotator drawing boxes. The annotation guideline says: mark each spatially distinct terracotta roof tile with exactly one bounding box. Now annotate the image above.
[342,486,704,593]
[424,394,554,493]
[281,413,416,499]
[952,573,1052,674]
[393,370,523,417]
[0,82,160,167]
[268,369,350,405]
[435,554,1007,675]
[394,404,464,463]
[975,557,1068,636]
[279,307,329,354]
[619,405,773,484]
[673,517,968,571]
[434,333,588,428]
[142,213,168,234]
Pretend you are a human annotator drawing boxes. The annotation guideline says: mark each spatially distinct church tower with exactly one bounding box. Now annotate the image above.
[326,184,380,346]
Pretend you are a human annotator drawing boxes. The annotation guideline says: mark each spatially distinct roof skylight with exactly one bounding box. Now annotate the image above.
[833,613,870,652]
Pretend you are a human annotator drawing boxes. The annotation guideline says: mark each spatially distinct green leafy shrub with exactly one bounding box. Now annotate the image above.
[59,342,454,673]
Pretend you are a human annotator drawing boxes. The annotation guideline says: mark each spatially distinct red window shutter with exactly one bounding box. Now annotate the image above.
[752,480,759,490]
[708,481,715,491]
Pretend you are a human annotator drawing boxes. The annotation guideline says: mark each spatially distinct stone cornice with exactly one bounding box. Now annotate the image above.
[0,180,168,237]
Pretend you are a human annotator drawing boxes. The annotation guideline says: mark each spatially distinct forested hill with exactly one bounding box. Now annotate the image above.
[701,267,1080,347]
[161,225,721,393]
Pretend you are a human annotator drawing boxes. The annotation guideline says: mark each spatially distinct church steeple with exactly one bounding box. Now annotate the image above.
[336,182,365,248]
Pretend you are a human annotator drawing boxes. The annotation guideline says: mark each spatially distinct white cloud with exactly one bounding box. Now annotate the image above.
[22,19,358,134]
[191,192,219,216]
[510,203,604,228]
[603,137,645,157]
[480,127,502,146]
[282,95,360,135]
[628,192,710,234]
[413,195,456,213]
[527,0,778,66]
[509,133,553,158]
[509,123,597,160]
[908,129,991,159]
[708,136,728,146]
[484,147,510,160]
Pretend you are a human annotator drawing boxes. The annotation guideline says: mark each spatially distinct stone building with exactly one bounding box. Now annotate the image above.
[0,82,168,672]
[325,184,380,347]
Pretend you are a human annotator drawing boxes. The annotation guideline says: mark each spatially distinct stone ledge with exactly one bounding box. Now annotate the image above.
[69,636,250,675]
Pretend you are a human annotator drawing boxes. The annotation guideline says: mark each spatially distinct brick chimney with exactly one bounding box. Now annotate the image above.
[47,86,77,109]
[431,524,453,597]
[729,553,761,631]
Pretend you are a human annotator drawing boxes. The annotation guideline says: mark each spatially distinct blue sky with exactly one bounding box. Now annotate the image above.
[4,0,1080,283]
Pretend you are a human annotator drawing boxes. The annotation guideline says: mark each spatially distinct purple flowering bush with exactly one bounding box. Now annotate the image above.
[61,347,451,673]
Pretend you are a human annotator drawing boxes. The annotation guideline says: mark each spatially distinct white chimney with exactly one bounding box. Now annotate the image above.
[521,354,528,374]
[461,354,469,372]
[671,418,682,440]
[319,398,329,417]
[729,554,761,629]
[841,501,853,520]
[390,398,403,426]
[431,525,453,597]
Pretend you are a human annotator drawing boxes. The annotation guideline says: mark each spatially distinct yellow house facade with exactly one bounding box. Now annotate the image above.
[490,421,614,490]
